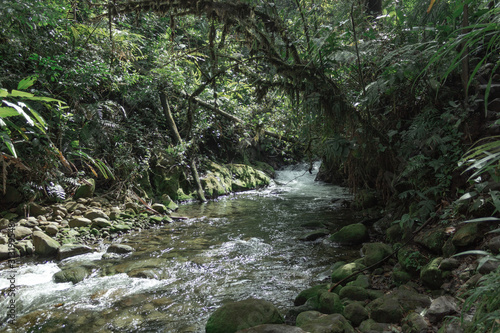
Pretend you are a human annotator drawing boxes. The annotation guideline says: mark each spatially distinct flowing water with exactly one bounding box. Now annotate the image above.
[0,163,359,332]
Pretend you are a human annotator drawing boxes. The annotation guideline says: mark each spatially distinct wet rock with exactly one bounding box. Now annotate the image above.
[339,285,369,301]
[111,224,132,232]
[151,203,168,214]
[294,284,330,306]
[331,262,366,284]
[161,194,179,211]
[53,266,89,284]
[426,296,458,323]
[127,269,160,279]
[206,298,284,333]
[299,229,330,241]
[361,242,392,267]
[343,302,369,327]
[13,226,33,240]
[84,210,109,220]
[402,312,428,333]
[452,223,480,247]
[32,231,61,256]
[420,257,450,289]
[73,179,95,199]
[330,223,369,245]
[107,243,135,254]
[298,313,354,333]
[318,291,343,314]
[236,324,306,333]
[91,218,112,228]
[487,235,500,254]
[69,217,92,228]
[149,216,172,224]
[57,244,94,260]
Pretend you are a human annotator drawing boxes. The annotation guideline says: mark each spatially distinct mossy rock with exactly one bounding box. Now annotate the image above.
[420,257,451,289]
[53,267,89,284]
[339,285,369,301]
[318,291,344,314]
[414,228,446,254]
[343,302,369,327]
[361,242,392,267]
[397,247,427,275]
[73,179,95,199]
[205,298,284,333]
[331,262,366,284]
[330,223,369,245]
[294,284,330,306]
[298,313,354,333]
[452,223,480,247]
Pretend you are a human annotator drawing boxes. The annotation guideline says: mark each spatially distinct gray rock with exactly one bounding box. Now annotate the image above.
[426,296,458,323]
[402,312,428,333]
[15,240,34,256]
[439,258,460,270]
[236,324,306,333]
[73,179,95,199]
[53,266,89,284]
[32,231,61,256]
[13,226,33,240]
[478,259,500,275]
[57,244,94,260]
[69,217,92,228]
[27,202,48,217]
[107,243,135,254]
[487,236,500,254]
[0,234,7,245]
[0,244,10,260]
[45,224,59,236]
[366,288,431,323]
[299,313,355,333]
[20,217,38,227]
[0,218,9,230]
[91,218,112,228]
[206,299,284,333]
[84,210,109,220]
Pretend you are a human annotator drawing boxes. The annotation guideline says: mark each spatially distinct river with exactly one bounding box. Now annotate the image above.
[0,162,358,332]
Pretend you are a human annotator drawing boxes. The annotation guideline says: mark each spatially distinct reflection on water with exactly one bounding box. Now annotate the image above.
[0,162,358,332]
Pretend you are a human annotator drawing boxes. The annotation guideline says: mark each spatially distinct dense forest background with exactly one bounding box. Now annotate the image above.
[0,0,499,329]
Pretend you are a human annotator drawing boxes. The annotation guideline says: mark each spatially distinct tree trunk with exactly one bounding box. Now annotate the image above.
[159,90,207,202]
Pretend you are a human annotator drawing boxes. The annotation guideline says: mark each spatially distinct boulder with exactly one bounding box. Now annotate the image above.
[420,257,450,289]
[346,274,370,289]
[358,319,391,332]
[15,240,34,256]
[235,324,306,333]
[298,313,355,333]
[205,299,284,333]
[53,266,89,284]
[111,224,132,232]
[397,248,427,275]
[0,244,10,260]
[84,210,109,220]
[426,296,458,324]
[57,244,94,260]
[73,179,95,199]
[343,302,369,327]
[162,194,179,211]
[299,229,330,241]
[294,284,330,306]
[339,286,369,301]
[69,217,92,228]
[91,218,112,228]
[13,226,33,240]
[366,288,431,323]
[487,235,500,254]
[402,312,428,333]
[331,262,366,284]
[32,231,61,256]
[330,223,369,245]
[452,223,480,247]
[151,203,168,214]
[107,243,135,254]
[439,258,460,270]
[414,228,446,254]
[27,202,48,217]
[478,259,500,274]
[45,224,59,236]
[361,242,392,267]
[318,291,343,314]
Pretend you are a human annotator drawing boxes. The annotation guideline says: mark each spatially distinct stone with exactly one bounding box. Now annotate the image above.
[318,291,343,314]
[361,242,392,267]
[0,244,10,260]
[343,302,369,327]
[53,266,89,284]
[27,202,48,217]
[13,226,33,240]
[358,319,391,332]
[452,223,480,247]
[439,258,460,270]
[331,262,366,284]
[478,259,500,274]
[366,288,431,323]
[0,185,23,204]
[84,210,109,220]
[151,203,168,214]
[91,218,112,228]
[487,236,500,254]
[69,217,92,228]
[162,194,179,211]
[16,240,34,255]
[205,299,284,333]
[330,223,369,245]
[235,324,306,333]
[299,229,330,241]
[45,224,59,236]
[402,312,428,333]
[57,244,94,260]
[420,257,450,289]
[111,224,132,232]
[392,269,412,285]
[32,231,61,256]
[107,243,135,254]
[339,286,369,301]
[298,313,355,333]
[346,274,370,289]
[0,234,7,244]
[415,228,446,254]
[397,248,427,275]
[0,218,9,230]
[426,296,458,323]
[73,179,95,199]
[294,284,330,306]
[295,311,323,327]
[386,224,403,244]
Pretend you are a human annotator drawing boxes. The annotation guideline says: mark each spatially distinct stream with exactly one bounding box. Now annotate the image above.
[0,162,359,332]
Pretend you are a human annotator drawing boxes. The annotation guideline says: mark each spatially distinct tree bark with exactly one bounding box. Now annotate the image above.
[160,90,207,202]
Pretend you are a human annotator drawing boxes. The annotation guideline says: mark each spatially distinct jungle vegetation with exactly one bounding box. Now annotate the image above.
[1,0,499,331]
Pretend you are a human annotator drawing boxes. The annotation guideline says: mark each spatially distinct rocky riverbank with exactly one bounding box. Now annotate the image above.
[205,212,500,333]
